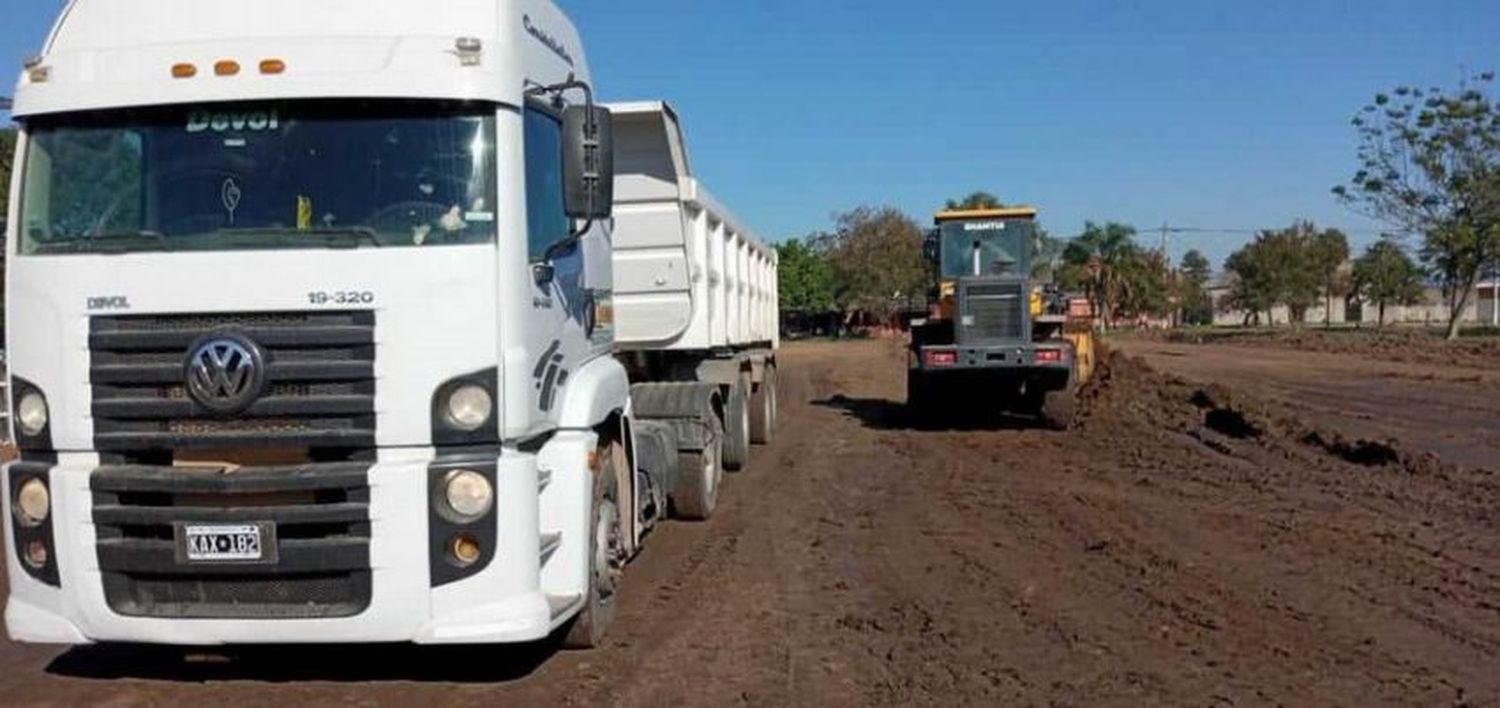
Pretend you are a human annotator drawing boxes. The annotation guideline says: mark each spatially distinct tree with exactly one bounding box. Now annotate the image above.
[1117,248,1173,320]
[1031,224,1064,281]
[1334,72,1500,339]
[775,238,835,314]
[0,128,15,215]
[812,206,927,320]
[1179,249,1214,325]
[1222,222,1340,325]
[945,191,1004,210]
[1352,238,1425,328]
[1310,228,1351,328]
[1058,221,1140,326]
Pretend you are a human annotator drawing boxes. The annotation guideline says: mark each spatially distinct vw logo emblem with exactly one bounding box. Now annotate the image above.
[184,334,267,414]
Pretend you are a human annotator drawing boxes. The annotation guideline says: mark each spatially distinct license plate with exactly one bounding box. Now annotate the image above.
[176,523,277,564]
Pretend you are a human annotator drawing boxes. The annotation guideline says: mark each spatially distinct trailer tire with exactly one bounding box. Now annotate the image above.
[749,364,777,444]
[722,376,751,471]
[563,442,624,649]
[1040,387,1078,431]
[670,416,723,521]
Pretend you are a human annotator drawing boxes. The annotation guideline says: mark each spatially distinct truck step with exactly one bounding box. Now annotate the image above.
[538,468,552,492]
[546,593,583,621]
[539,532,563,564]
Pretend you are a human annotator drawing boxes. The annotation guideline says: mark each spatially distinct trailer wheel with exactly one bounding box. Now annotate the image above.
[722,376,751,471]
[670,415,723,521]
[749,364,777,444]
[563,442,624,649]
[1040,387,1078,431]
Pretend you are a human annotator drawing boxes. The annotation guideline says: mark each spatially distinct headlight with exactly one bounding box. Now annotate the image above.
[444,385,493,432]
[443,469,494,519]
[16,392,48,437]
[14,478,50,528]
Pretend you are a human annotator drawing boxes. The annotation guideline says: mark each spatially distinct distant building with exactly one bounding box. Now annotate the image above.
[1206,268,1494,328]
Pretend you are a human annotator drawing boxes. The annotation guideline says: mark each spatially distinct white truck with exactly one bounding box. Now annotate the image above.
[2,0,778,649]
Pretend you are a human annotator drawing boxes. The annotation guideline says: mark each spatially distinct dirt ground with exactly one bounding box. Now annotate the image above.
[1115,335,1500,469]
[2,338,1497,707]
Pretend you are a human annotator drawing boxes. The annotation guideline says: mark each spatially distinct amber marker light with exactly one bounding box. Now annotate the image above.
[214,60,240,76]
[171,63,197,79]
[259,59,286,75]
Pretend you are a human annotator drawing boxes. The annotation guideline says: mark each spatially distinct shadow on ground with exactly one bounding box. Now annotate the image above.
[813,394,1041,432]
[46,638,564,684]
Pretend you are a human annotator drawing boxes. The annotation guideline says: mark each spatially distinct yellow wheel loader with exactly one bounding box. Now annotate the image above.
[907,207,1096,429]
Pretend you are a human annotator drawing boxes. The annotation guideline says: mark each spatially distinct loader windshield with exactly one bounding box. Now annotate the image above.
[938,219,1033,278]
[18,99,498,255]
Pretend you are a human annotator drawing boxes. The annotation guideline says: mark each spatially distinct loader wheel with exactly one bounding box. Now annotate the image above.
[749,364,777,445]
[563,442,625,649]
[907,370,933,415]
[1039,387,1078,431]
[722,376,751,471]
[670,415,723,521]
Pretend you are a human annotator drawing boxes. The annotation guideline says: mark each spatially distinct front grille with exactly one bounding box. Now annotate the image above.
[89,311,376,452]
[961,281,1025,342]
[92,462,372,619]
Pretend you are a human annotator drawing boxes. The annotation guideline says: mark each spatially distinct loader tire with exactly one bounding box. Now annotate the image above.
[1040,387,1078,431]
[907,370,933,415]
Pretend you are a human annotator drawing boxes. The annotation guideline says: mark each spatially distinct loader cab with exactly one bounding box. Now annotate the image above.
[933,212,1034,280]
[928,207,1039,345]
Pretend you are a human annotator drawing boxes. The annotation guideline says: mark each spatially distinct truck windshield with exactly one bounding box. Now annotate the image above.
[938,220,1033,278]
[18,99,497,255]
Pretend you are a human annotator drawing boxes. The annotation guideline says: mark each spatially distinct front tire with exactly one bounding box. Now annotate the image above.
[563,442,625,649]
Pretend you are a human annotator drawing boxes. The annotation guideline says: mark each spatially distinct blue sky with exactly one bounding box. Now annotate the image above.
[4,1,1497,267]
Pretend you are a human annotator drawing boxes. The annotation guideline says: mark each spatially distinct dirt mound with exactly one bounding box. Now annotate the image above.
[1158,328,1500,370]
[1079,346,1465,477]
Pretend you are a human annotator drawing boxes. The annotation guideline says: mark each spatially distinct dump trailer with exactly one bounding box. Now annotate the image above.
[908,207,1094,428]
[1,0,776,651]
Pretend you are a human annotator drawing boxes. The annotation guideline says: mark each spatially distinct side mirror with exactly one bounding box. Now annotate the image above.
[562,105,614,221]
[922,229,940,263]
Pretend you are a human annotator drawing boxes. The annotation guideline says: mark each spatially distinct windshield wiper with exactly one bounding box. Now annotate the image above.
[38,230,169,254]
[216,226,385,249]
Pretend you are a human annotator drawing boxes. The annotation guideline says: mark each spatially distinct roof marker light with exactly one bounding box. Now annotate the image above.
[172,63,197,79]
[259,59,285,75]
[23,55,49,83]
[214,60,240,76]
[455,37,482,66]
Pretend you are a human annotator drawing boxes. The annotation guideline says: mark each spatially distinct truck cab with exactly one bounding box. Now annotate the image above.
[908,207,1091,428]
[1,0,776,651]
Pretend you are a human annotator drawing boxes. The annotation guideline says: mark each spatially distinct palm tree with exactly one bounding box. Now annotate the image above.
[1061,222,1140,327]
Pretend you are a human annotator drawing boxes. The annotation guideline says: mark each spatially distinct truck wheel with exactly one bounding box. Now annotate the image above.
[563,443,624,649]
[1040,387,1078,431]
[722,376,751,471]
[670,415,723,521]
[749,365,777,444]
